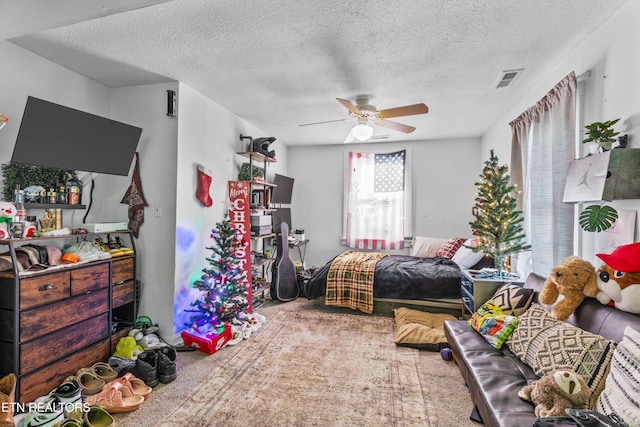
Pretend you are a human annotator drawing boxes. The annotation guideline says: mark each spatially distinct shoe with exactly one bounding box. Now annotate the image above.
[83,405,114,427]
[107,373,152,400]
[35,379,82,417]
[21,407,64,427]
[132,351,159,387]
[108,355,136,376]
[0,373,16,427]
[86,381,143,414]
[138,334,167,350]
[92,362,118,383]
[74,370,105,396]
[157,347,177,384]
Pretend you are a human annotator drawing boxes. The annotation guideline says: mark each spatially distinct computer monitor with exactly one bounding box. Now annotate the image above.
[271,207,291,234]
[271,174,294,204]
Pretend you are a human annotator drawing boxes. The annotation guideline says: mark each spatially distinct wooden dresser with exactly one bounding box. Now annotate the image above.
[0,232,137,402]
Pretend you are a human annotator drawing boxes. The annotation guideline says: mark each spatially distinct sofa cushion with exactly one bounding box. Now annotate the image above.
[468,301,518,350]
[595,325,640,426]
[490,284,534,316]
[507,303,616,407]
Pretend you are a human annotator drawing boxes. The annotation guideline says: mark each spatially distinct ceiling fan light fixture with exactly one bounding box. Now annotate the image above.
[352,123,373,141]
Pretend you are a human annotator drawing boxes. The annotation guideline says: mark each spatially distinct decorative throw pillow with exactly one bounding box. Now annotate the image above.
[490,284,534,316]
[434,237,466,259]
[451,239,486,269]
[393,307,457,351]
[596,325,640,426]
[468,300,519,350]
[506,304,616,407]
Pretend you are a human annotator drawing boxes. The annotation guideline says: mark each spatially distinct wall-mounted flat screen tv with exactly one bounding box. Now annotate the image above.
[271,173,294,204]
[11,96,143,176]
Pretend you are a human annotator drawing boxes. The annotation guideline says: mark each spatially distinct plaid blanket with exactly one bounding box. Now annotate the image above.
[325,250,389,314]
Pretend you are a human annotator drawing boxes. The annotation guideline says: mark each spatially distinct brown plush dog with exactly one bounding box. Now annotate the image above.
[539,256,599,320]
[518,370,591,418]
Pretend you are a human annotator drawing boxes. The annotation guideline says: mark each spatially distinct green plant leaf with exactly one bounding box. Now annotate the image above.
[579,205,619,232]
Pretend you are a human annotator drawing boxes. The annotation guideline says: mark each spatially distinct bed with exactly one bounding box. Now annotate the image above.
[303,237,493,315]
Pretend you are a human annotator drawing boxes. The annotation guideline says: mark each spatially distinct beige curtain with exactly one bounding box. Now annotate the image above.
[509,72,576,276]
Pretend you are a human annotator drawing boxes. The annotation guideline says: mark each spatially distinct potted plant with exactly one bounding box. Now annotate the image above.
[583,118,620,153]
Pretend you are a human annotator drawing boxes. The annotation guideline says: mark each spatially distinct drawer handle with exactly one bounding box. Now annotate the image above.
[39,283,55,291]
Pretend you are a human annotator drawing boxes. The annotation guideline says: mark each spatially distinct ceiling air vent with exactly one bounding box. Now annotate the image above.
[494,69,524,89]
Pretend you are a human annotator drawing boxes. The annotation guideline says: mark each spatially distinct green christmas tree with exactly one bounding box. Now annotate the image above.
[469,150,530,276]
[185,213,250,329]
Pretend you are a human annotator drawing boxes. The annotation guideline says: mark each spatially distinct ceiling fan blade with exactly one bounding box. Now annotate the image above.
[299,118,349,127]
[377,103,428,119]
[375,119,416,134]
[336,98,362,115]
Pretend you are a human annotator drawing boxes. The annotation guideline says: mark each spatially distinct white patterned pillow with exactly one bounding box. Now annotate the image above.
[506,304,616,407]
[596,326,640,425]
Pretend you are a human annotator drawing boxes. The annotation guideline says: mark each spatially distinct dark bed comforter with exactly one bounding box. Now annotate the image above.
[304,254,462,300]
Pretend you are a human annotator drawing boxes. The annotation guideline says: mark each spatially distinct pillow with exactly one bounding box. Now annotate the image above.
[451,239,485,269]
[468,300,518,349]
[596,326,640,426]
[393,307,457,351]
[434,237,466,259]
[490,284,534,316]
[506,304,616,407]
[410,236,449,258]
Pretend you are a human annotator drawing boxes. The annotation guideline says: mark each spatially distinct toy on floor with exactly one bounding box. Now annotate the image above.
[539,256,599,320]
[113,336,144,360]
[595,242,640,314]
[518,370,591,418]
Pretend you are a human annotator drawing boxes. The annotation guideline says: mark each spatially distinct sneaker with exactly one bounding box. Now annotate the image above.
[108,355,136,376]
[22,406,64,427]
[133,351,159,387]
[157,347,177,384]
[35,379,82,417]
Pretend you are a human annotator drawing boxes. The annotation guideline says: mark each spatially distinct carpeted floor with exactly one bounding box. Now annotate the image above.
[112,298,478,426]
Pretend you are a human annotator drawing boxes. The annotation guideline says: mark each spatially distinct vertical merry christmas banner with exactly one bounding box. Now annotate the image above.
[228,180,253,313]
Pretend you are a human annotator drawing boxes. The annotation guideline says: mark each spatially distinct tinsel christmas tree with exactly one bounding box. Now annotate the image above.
[469,150,530,276]
[185,213,250,328]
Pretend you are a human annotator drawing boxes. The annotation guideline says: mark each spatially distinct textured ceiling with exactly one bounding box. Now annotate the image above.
[6,0,628,146]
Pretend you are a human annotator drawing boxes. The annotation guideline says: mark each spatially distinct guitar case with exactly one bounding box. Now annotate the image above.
[270,222,298,302]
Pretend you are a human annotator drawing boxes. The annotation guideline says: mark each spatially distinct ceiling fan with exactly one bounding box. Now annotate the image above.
[299,96,429,143]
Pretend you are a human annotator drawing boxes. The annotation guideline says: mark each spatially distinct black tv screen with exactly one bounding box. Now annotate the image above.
[271,174,294,204]
[272,207,291,234]
[11,96,142,176]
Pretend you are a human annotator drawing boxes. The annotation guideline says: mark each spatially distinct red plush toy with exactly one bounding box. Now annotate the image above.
[595,242,640,314]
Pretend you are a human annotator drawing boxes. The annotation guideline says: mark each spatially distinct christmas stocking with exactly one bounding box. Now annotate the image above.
[196,165,213,207]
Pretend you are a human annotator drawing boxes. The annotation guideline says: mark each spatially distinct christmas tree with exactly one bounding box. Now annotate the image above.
[469,150,530,276]
[185,213,250,328]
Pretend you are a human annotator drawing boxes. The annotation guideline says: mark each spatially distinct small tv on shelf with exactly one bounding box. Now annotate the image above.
[272,207,292,234]
[271,174,294,204]
[11,96,143,176]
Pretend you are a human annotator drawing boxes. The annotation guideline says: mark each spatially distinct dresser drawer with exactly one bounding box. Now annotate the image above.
[71,262,109,295]
[112,258,134,284]
[20,288,109,341]
[112,280,135,308]
[18,338,111,403]
[20,313,109,374]
[19,271,70,309]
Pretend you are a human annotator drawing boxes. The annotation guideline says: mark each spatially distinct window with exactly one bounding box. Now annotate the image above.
[344,149,409,250]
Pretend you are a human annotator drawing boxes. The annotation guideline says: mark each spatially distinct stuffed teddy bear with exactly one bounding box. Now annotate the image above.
[539,256,599,320]
[0,201,17,240]
[595,242,640,314]
[518,370,591,418]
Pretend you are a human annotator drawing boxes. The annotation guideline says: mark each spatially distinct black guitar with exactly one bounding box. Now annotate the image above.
[271,222,298,301]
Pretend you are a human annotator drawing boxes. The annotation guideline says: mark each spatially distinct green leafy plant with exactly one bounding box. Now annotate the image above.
[578,204,619,232]
[1,163,78,201]
[583,119,620,152]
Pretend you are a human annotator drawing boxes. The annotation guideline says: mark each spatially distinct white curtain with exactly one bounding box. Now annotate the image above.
[345,150,406,250]
[509,72,577,276]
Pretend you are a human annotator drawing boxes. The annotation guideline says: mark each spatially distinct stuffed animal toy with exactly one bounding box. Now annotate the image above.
[0,201,16,240]
[595,242,640,314]
[539,256,599,320]
[518,370,591,418]
[113,336,144,360]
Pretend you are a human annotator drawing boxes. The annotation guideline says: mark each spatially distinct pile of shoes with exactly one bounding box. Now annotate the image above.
[94,236,134,258]
[62,241,111,263]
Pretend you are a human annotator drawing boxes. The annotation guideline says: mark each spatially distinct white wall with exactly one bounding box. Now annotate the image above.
[482,0,640,267]
[288,138,483,267]
[172,82,287,334]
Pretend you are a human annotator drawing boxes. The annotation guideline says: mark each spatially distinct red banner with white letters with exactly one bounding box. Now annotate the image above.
[228,181,253,313]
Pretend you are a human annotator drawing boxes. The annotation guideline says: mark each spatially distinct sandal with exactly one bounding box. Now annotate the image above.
[86,381,144,413]
[75,370,105,396]
[92,362,118,382]
[84,405,115,427]
[121,373,152,399]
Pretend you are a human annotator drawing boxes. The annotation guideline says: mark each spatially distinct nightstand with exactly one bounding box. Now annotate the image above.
[461,269,525,318]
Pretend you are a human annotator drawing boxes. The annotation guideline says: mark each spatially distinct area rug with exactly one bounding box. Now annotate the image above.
[158,310,436,426]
